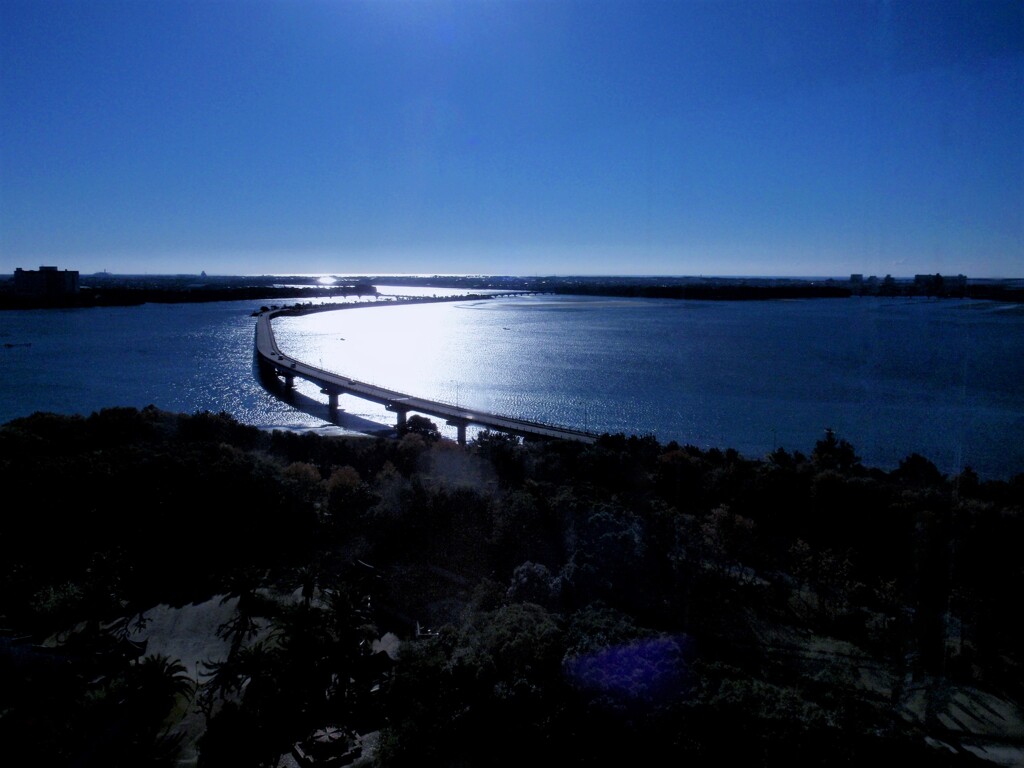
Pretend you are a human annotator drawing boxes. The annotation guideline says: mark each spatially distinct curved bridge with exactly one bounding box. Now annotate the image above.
[254,301,598,445]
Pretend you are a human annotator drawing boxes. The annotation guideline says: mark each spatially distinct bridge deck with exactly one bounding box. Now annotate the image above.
[254,302,598,444]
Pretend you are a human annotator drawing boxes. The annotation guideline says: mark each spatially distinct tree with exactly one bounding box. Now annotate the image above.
[472,429,525,486]
[892,453,944,487]
[131,653,195,727]
[380,602,565,767]
[506,561,559,608]
[812,428,860,472]
[400,415,440,442]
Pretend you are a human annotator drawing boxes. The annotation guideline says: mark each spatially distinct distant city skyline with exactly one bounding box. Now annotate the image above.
[2,0,1022,278]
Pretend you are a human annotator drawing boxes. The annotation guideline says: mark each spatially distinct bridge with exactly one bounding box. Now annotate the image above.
[254,299,599,445]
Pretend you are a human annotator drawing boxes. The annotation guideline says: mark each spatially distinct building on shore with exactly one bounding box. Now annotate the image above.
[13,266,80,296]
[914,273,967,296]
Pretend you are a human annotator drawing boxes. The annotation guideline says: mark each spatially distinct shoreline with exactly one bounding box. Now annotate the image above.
[4,274,1022,310]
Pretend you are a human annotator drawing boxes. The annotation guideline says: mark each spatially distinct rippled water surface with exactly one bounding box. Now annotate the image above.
[3,292,1023,478]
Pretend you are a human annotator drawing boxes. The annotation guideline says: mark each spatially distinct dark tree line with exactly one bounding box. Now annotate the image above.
[1,408,1021,766]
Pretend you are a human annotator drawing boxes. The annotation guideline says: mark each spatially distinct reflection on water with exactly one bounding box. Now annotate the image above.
[1,294,1022,478]
[0,300,334,434]
[273,295,1024,478]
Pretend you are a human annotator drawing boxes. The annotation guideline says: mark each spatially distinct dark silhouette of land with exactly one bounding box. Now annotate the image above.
[0,273,378,309]
[1,408,1021,766]
[2,272,1022,309]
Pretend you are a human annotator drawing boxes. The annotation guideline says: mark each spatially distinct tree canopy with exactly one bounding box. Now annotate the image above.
[2,407,1021,766]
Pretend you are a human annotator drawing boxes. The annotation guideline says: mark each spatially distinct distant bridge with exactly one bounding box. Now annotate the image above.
[254,298,599,445]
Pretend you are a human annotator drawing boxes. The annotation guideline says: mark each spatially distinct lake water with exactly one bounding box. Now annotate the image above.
[2,290,1022,479]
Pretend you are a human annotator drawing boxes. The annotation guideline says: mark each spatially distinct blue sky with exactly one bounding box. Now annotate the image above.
[1,0,1021,277]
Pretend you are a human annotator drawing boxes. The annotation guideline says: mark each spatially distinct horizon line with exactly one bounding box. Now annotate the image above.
[29,271,1023,281]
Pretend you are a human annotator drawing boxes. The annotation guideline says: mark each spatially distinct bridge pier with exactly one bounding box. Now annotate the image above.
[446,419,469,446]
[283,373,295,389]
[322,388,340,418]
[387,404,409,432]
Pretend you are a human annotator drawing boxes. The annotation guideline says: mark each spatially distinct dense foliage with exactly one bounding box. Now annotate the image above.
[1,408,1021,766]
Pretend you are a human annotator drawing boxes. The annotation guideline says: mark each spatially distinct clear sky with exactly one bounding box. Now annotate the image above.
[1,0,1021,277]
